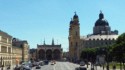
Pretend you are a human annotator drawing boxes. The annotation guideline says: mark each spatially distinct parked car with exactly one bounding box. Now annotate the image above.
[20,62,32,70]
[51,61,55,65]
[43,60,49,65]
[36,65,41,69]
[79,66,87,70]
[53,60,56,64]
[14,65,20,70]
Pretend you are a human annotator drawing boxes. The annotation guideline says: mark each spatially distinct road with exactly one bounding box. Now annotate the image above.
[31,61,121,70]
[1,61,120,70]
[32,61,80,70]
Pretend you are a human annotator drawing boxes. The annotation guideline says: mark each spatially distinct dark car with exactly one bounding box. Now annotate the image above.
[14,67,20,70]
[44,60,49,65]
[36,65,41,69]
[79,66,87,70]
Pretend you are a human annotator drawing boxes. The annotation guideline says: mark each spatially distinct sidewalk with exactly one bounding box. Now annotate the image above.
[0,65,16,70]
[71,62,121,70]
[84,65,121,70]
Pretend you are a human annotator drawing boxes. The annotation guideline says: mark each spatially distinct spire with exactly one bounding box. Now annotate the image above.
[74,11,76,15]
[52,38,54,45]
[73,11,79,22]
[99,10,104,19]
[43,38,46,45]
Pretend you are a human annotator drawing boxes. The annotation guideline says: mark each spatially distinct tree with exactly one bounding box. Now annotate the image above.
[111,33,125,70]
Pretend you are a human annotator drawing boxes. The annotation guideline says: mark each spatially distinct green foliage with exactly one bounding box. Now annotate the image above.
[116,33,125,44]
[80,32,125,62]
[111,32,125,62]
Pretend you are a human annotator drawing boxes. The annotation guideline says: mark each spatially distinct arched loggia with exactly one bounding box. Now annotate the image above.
[46,49,52,60]
[38,49,45,60]
[53,49,61,60]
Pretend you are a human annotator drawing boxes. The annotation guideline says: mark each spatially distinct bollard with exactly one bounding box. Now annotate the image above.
[106,65,109,70]
[103,65,104,70]
[91,64,94,70]
[91,68,94,70]
[124,65,125,70]
[113,65,116,70]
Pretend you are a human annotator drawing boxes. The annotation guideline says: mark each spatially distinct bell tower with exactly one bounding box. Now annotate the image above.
[68,12,80,61]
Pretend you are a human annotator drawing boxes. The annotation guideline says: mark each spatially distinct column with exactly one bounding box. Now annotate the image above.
[45,49,46,60]
[52,48,54,60]
[0,44,1,52]
[11,47,12,53]
[0,36,1,42]
[7,46,8,53]
[7,38,8,44]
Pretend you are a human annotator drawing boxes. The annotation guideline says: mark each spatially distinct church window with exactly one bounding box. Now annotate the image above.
[97,39,99,41]
[89,39,91,41]
[105,42,108,45]
[71,42,72,47]
[101,39,103,41]
[109,39,111,41]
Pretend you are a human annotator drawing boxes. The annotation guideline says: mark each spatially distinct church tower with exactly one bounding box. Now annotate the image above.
[68,12,80,61]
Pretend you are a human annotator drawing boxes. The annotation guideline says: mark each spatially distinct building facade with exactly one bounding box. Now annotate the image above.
[12,46,22,65]
[29,48,37,61]
[12,38,29,64]
[68,12,119,61]
[0,30,12,67]
[0,30,30,66]
[37,39,63,60]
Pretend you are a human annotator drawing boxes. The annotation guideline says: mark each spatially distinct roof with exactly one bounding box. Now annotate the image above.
[80,35,119,40]
[37,44,61,48]
[0,30,12,38]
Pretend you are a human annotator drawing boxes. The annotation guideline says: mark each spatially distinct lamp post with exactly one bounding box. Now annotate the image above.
[0,57,2,67]
[105,48,109,70]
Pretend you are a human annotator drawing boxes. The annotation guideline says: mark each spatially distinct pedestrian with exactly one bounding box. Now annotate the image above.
[7,65,10,70]
[113,64,116,70]
[103,65,104,70]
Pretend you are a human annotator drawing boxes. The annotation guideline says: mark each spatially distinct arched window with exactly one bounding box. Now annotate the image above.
[71,42,72,47]
[89,39,91,41]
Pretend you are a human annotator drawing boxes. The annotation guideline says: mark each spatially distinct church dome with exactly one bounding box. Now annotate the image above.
[95,11,109,26]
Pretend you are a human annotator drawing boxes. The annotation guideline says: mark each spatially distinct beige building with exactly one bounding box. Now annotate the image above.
[0,30,12,66]
[0,30,30,66]
[29,48,37,61]
[12,38,29,64]
[68,12,119,61]
[12,46,22,65]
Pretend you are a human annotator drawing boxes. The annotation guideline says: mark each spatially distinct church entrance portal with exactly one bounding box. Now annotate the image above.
[39,49,45,60]
[53,49,61,60]
[46,49,52,60]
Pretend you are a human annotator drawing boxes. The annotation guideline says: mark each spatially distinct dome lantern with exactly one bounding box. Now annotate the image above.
[95,11,109,26]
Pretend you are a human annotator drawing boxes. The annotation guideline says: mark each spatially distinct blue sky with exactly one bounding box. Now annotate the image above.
[0,0,125,52]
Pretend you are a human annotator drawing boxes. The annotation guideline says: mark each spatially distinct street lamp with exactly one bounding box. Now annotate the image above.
[0,57,2,67]
[105,48,109,70]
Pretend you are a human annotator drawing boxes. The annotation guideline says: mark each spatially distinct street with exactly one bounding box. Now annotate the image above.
[32,61,79,70]
[0,61,121,70]
[31,61,121,70]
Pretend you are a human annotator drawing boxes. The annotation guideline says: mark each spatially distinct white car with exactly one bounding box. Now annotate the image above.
[51,61,55,65]
[21,62,32,70]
